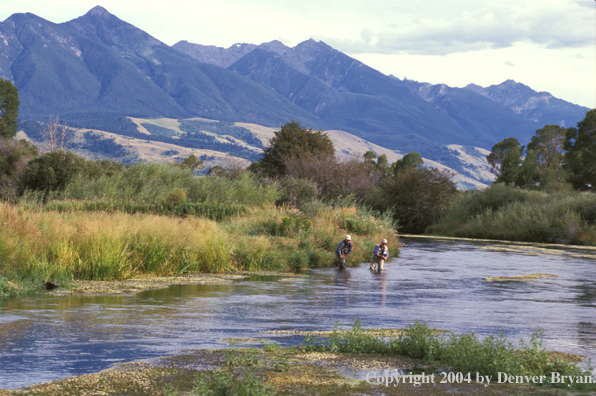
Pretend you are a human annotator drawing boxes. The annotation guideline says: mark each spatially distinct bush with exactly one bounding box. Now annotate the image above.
[193,369,275,396]
[389,321,446,362]
[276,176,318,208]
[368,167,458,233]
[21,150,86,195]
[0,137,38,200]
[302,320,389,355]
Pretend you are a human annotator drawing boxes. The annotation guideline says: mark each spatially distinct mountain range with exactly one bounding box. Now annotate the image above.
[1,6,590,185]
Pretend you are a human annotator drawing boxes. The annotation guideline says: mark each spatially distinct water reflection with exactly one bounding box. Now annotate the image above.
[1,239,595,389]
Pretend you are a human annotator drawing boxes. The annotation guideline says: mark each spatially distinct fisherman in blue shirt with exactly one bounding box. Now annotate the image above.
[335,235,353,270]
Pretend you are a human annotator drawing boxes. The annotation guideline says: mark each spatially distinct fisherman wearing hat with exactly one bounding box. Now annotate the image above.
[370,239,389,271]
[335,235,353,270]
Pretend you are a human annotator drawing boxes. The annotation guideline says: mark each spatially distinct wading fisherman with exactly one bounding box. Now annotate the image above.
[335,235,353,270]
[370,239,389,271]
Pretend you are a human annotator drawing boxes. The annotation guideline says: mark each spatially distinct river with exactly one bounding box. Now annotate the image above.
[1,238,594,389]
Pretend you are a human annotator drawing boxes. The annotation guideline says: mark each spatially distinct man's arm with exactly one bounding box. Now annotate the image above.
[336,241,344,256]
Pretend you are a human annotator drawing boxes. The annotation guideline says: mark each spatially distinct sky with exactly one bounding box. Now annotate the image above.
[2,0,595,108]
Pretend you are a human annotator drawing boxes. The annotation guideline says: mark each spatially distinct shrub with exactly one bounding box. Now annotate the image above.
[389,321,446,362]
[368,167,457,233]
[0,137,38,200]
[302,320,389,355]
[21,150,86,195]
[193,369,275,396]
[276,176,318,208]
[429,189,596,245]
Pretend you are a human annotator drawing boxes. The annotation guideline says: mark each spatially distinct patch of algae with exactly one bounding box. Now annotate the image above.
[479,245,596,260]
[1,348,586,396]
[486,273,558,282]
[261,329,412,337]
[49,271,306,296]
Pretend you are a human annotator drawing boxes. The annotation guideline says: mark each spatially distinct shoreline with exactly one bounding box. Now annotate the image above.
[0,344,589,396]
[399,234,596,251]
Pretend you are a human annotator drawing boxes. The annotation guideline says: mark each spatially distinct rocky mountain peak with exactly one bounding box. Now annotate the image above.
[87,6,111,17]
[257,40,288,54]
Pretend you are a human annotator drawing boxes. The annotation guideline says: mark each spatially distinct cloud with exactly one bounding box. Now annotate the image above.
[318,1,595,56]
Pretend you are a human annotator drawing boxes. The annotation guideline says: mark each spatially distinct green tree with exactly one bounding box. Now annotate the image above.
[0,79,19,139]
[259,121,335,177]
[515,149,540,189]
[527,125,568,188]
[487,138,524,185]
[564,109,596,190]
[391,152,424,176]
[363,151,390,177]
[363,150,377,163]
[178,154,204,171]
[527,125,566,174]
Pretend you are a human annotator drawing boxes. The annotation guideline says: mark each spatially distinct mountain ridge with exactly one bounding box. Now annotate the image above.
[1,6,590,187]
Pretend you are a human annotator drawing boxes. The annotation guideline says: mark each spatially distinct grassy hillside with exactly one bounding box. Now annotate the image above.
[17,116,493,188]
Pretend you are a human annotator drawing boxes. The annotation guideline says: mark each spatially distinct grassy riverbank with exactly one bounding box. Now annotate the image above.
[427,185,596,245]
[0,199,397,296]
[2,322,592,396]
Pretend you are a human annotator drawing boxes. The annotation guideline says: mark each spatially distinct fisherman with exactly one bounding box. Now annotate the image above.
[370,239,389,271]
[335,235,353,269]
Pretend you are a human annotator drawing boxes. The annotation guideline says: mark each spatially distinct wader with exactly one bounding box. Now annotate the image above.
[337,245,351,269]
[370,246,387,271]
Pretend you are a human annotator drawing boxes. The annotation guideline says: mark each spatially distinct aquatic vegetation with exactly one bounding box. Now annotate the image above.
[301,320,595,390]
[485,273,558,282]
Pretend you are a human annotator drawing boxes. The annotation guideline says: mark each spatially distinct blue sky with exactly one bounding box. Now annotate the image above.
[2,0,594,108]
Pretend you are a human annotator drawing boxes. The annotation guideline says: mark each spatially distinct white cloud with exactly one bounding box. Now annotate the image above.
[319,1,595,56]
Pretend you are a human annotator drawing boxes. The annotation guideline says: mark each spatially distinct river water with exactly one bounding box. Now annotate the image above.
[1,238,595,389]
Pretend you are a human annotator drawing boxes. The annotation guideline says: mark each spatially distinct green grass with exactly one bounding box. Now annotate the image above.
[57,163,281,208]
[301,320,595,390]
[428,185,596,245]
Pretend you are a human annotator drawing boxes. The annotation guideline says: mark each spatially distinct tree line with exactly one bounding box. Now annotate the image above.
[487,109,596,192]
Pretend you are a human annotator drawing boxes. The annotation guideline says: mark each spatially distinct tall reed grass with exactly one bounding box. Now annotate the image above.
[0,202,233,282]
[0,200,400,284]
